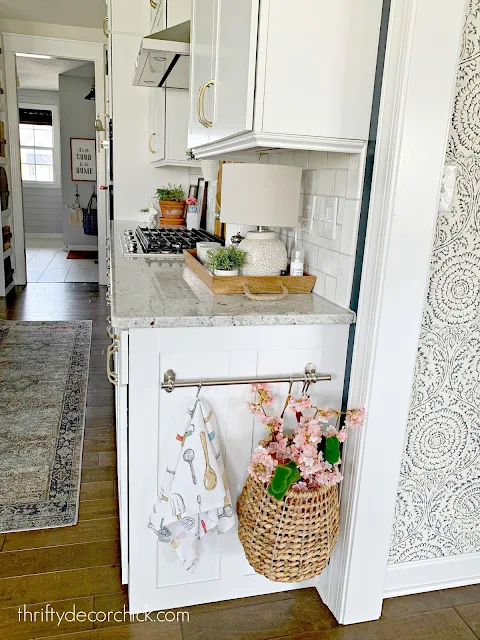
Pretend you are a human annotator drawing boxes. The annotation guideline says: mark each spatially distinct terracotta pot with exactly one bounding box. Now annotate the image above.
[159,200,186,224]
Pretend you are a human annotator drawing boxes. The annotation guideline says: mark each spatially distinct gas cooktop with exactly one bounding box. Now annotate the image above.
[120,227,223,259]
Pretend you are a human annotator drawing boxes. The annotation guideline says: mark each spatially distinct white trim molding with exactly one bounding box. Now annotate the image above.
[385,554,480,599]
[317,0,468,625]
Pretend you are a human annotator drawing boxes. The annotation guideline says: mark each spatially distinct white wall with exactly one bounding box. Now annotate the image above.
[18,88,62,236]
[58,74,96,248]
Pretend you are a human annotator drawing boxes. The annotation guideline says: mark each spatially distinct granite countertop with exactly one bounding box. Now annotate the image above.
[110,222,355,329]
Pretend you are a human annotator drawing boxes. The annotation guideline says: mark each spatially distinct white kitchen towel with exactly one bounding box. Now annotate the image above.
[148,399,235,573]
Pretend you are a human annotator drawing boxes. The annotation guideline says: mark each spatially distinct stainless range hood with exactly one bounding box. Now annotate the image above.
[133,21,190,89]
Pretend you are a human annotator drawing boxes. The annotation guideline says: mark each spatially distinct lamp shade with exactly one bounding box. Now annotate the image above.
[220,163,302,227]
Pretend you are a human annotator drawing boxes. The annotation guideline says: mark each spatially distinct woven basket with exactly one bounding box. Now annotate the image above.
[237,476,340,582]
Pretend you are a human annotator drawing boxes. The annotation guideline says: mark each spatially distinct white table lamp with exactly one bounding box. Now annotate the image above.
[220,163,302,276]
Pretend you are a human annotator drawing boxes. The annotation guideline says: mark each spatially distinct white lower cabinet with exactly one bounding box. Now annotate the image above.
[111,329,130,585]
[125,324,349,612]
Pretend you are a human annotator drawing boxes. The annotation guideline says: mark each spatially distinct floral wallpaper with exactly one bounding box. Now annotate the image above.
[389,0,480,563]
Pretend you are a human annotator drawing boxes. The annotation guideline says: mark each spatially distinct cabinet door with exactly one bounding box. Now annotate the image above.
[165,90,189,161]
[151,0,167,33]
[188,0,217,149]
[208,0,259,143]
[113,330,129,585]
[167,0,191,27]
[127,325,350,612]
[148,89,166,163]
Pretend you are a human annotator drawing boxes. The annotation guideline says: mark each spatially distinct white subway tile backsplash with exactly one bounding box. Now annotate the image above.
[316,247,339,277]
[279,150,295,166]
[303,241,319,271]
[334,170,347,197]
[293,150,310,169]
[346,152,365,200]
[324,275,337,303]
[340,200,361,256]
[268,152,281,165]
[335,254,355,308]
[327,152,349,169]
[302,170,315,195]
[314,170,336,196]
[310,269,326,297]
[329,225,342,251]
[336,198,346,225]
[308,151,328,170]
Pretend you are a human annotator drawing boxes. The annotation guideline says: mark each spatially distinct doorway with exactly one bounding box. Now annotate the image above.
[3,34,107,286]
[17,56,99,283]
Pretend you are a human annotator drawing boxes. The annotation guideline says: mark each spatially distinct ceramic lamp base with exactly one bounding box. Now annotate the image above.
[239,231,288,276]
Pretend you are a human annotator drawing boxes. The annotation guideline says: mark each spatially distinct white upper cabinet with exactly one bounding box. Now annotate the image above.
[167,0,191,28]
[188,0,218,149]
[208,0,259,144]
[150,0,191,33]
[188,0,383,156]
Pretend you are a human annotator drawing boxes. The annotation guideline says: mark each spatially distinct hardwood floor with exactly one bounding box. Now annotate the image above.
[1,283,480,639]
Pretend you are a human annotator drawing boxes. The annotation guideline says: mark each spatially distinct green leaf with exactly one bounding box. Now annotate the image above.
[267,461,301,501]
[324,436,340,465]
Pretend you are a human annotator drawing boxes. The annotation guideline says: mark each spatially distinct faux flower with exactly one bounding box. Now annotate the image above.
[186,197,198,205]
[260,415,284,433]
[248,446,277,483]
[288,395,312,414]
[291,481,308,491]
[267,433,291,461]
[246,401,263,414]
[252,383,274,407]
[345,407,365,429]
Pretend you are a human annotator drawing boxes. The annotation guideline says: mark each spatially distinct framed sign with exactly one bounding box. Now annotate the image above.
[70,138,96,182]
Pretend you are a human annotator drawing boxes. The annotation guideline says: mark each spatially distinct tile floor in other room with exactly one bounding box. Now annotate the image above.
[26,237,99,283]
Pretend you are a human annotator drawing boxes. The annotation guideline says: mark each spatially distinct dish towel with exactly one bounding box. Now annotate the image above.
[148,399,236,573]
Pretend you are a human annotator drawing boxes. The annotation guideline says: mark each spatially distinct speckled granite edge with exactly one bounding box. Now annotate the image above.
[110,311,355,329]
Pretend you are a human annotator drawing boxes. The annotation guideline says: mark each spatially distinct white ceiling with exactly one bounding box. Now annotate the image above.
[17,57,94,91]
[0,0,106,29]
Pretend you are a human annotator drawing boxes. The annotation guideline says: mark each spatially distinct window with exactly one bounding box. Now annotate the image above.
[19,104,61,188]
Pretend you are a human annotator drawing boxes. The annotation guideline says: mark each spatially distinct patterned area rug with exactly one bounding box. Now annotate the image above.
[0,321,92,532]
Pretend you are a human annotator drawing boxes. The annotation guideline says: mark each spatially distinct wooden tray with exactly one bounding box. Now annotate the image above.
[184,249,316,295]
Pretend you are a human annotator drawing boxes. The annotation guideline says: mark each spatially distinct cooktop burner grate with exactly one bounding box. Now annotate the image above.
[120,226,223,258]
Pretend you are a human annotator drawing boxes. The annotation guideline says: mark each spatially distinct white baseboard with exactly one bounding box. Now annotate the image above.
[384,553,480,598]
[25,232,63,238]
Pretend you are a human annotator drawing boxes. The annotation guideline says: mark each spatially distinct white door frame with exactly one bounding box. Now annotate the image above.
[317,0,467,625]
[3,33,107,286]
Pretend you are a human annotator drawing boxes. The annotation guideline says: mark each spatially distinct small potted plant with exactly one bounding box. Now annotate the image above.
[207,245,247,276]
[155,184,186,225]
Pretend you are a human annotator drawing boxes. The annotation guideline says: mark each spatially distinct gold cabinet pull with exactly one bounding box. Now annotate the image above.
[197,83,207,127]
[107,342,119,386]
[148,133,156,154]
[150,0,158,8]
[103,16,109,38]
[201,80,214,128]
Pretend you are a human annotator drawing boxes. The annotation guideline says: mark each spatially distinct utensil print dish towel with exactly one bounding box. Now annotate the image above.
[148,399,236,573]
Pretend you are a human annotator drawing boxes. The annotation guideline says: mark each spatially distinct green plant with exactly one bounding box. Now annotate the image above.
[186,149,196,160]
[155,184,185,202]
[207,245,247,272]
[268,462,301,501]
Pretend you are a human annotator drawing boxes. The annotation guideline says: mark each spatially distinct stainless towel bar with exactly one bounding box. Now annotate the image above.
[161,363,331,393]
